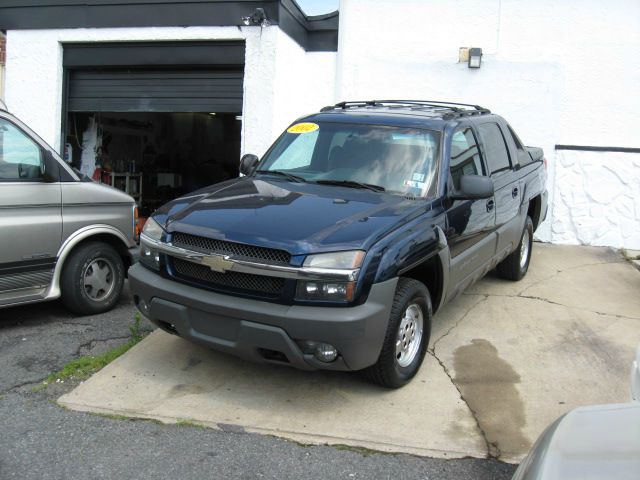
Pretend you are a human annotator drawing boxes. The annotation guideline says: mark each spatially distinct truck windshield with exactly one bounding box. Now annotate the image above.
[257,122,440,197]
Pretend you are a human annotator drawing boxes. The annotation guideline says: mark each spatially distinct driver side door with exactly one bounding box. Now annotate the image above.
[445,126,497,299]
[0,115,62,300]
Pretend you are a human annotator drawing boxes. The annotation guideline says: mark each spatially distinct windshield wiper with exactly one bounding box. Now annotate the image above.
[314,179,385,192]
[255,170,307,183]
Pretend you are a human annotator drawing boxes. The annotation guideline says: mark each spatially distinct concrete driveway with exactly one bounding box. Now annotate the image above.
[59,244,640,463]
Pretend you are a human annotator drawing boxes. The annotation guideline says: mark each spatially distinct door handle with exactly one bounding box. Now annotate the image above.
[486,199,495,212]
[512,187,519,198]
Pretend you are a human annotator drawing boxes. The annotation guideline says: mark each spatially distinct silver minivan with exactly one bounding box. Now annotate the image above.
[0,105,138,314]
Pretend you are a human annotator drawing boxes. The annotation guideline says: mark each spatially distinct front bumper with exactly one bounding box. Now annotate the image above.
[128,245,141,264]
[128,263,396,371]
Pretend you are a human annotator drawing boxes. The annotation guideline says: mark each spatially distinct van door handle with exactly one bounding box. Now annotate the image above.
[486,199,495,212]
[512,187,519,198]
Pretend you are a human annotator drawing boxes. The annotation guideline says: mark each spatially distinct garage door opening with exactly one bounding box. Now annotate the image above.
[65,111,241,216]
[61,41,246,217]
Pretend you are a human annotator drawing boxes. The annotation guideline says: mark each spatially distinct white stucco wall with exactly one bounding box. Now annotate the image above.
[4,0,640,249]
[337,0,640,248]
[271,29,336,140]
[552,151,640,249]
[245,28,337,157]
[4,26,336,161]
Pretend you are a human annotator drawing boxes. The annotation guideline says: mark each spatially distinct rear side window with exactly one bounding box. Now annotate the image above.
[478,123,511,174]
[0,119,43,181]
[507,124,532,166]
[450,128,485,190]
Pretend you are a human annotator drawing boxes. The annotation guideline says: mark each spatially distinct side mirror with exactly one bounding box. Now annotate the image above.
[239,154,259,176]
[42,150,60,183]
[450,174,494,200]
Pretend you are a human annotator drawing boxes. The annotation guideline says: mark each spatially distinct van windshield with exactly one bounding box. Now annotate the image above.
[257,121,440,197]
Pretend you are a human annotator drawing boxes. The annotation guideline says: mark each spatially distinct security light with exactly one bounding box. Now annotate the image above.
[468,48,482,68]
[241,7,269,27]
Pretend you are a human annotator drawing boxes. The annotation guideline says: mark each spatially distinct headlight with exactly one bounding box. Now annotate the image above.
[141,217,164,241]
[139,217,164,270]
[303,250,365,269]
[296,250,365,302]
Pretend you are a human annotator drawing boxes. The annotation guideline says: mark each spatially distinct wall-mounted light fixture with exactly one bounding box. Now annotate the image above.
[468,48,482,68]
[241,7,269,27]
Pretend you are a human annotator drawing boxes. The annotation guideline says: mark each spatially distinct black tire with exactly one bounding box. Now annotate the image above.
[60,241,125,315]
[365,278,432,388]
[496,216,534,281]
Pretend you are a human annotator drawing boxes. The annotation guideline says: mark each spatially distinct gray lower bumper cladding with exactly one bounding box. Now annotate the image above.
[128,263,396,371]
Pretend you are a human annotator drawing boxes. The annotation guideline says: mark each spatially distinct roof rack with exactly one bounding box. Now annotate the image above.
[320,100,491,119]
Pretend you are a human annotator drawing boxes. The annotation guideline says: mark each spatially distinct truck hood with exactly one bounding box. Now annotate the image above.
[153,177,431,255]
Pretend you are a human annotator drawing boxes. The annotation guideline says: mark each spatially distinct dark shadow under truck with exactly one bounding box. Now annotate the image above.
[129,100,548,388]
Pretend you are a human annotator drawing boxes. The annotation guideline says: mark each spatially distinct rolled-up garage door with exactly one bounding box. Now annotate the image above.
[67,68,244,113]
[64,41,245,113]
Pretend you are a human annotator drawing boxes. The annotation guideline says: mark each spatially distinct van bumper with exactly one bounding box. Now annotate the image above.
[128,263,396,371]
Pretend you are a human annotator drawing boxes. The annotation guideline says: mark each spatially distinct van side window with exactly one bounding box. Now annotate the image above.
[0,119,43,181]
[478,123,511,174]
[450,127,484,190]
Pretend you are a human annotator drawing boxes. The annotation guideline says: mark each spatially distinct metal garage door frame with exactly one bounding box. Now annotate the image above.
[60,41,245,152]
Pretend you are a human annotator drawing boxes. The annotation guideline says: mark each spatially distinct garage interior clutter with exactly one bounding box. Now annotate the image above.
[67,111,241,218]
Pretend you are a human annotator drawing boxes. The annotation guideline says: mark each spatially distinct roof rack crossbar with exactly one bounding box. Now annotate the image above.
[373,100,488,111]
[321,100,491,115]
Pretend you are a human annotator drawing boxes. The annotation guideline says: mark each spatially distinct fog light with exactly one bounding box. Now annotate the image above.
[314,343,338,363]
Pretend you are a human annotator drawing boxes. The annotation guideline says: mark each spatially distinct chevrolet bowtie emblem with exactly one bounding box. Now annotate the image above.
[201,254,234,273]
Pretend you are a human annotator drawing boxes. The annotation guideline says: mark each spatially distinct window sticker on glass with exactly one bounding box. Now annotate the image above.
[404,180,426,189]
[287,122,319,134]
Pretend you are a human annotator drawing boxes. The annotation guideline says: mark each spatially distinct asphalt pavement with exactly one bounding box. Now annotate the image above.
[0,284,515,480]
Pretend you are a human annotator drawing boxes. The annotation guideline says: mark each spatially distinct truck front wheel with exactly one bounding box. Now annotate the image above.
[365,278,432,388]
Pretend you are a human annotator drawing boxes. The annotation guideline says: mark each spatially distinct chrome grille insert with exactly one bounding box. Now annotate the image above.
[171,232,291,265]
[172,258,285,297]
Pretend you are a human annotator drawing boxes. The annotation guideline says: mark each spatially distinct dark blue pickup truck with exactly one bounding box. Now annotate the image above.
[129,100,548,388]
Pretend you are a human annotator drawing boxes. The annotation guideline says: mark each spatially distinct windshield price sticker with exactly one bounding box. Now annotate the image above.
[404,180,426,189]
[287,122,320,134]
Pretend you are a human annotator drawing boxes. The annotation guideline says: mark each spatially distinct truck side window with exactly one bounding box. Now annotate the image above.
[450,127,484,190]
[0,119,43,181]
[507,124,532,166]
[507,125,525,151]
[478,123,511,174]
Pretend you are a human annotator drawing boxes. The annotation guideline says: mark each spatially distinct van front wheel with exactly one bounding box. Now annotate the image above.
[61,242,125,315]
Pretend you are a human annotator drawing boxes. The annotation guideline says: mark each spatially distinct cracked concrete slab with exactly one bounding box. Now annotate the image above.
[59,244,640,463]
[60,330,486,459]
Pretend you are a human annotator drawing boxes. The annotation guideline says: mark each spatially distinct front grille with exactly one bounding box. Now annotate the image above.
[172,258,285,297]
[172,232,291,265]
